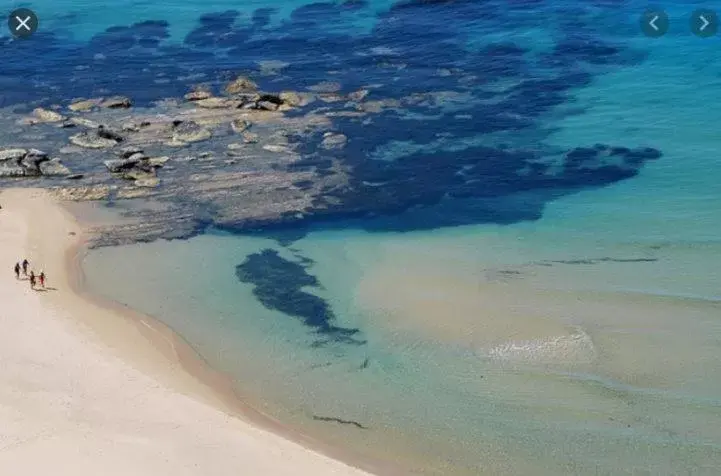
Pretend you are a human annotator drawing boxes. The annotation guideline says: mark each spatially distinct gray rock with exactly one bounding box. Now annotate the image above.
[100,96,132,109]
[97,125,124,143]
[69,117,101,129]
[231,119,252,133]
[69,131,118,149]
[126,152,148,162]
[69,99,101,112]
[21,149,50,172]
[104,158,141,173]
[121,122,141,132]
[185,90,212,101]
[0,149,27,162]
[0,162,26,178]
[0,149,57,177]
[279,91,305,107]
[172,121,212,143]
[120,146,144,158]
[39,158,71,177]
[148,156,170,167]
[122,169,156,182]
[321,132,348,150]
[257,100,279,111]
[33,108,65,123]
[225,76,258,95]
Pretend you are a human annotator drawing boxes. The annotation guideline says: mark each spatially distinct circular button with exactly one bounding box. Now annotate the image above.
[690,9,718,38]
[640,9,669,38]
[8,8,39,39]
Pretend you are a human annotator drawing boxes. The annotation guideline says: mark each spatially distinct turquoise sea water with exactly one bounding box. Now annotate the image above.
[85,69,721,473]
[4,0,720,473]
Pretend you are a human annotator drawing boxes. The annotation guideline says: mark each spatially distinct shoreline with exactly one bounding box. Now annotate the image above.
[0,187,395,476]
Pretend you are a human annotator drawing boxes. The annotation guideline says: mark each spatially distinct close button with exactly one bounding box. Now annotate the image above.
[8,8,39,39]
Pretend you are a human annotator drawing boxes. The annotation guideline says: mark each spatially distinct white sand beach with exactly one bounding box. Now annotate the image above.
[0,188,373,476]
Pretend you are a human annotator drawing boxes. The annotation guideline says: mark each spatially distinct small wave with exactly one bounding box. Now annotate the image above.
[483,327,596,365]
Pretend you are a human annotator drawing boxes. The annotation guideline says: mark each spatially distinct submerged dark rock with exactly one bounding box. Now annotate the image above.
[235,249,364,345]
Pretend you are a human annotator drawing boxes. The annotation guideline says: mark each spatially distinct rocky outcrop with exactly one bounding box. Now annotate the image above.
[0,148,70,178]
[279,91,304,107]
[100,96,132,109]
[97,125,125,142]
[33,108,65,123]
[69,98,102,112]
[103,147,167,187]
[171,120,212,144]
[39,158,72,177]
[257,100,279,111]
[184,90,212,101]
[70,125,123,149]
[225,76,258,95]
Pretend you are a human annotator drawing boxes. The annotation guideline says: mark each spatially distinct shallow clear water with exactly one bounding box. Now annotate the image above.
[5,0,721,473]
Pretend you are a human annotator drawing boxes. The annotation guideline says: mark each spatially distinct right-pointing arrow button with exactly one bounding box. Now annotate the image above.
[699,15,710,31]
[691,9,718,38]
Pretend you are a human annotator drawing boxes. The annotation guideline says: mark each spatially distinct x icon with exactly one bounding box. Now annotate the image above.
[15,16,31,31]
[8,9,38,37]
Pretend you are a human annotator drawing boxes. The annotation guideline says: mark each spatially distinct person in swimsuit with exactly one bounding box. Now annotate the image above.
[14,262,20,280]
[29,271,36,290]
[22,259,29,276]
[39,272,45,289]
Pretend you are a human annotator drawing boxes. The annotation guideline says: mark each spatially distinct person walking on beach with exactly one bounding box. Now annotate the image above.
[29,271,36,290]
[21,259,29,276]
[13,262,20,280]
[39,271,45,289]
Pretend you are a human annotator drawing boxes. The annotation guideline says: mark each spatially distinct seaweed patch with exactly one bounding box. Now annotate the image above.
[235,249,364,345]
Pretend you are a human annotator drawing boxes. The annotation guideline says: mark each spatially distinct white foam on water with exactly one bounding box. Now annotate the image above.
[483,326,596,365]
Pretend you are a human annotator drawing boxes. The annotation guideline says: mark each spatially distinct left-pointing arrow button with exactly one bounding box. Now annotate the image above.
[641,10,668,38]
[649,15,659,31]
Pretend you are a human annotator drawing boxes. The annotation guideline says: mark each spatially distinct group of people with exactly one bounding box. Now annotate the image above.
[13,259,47,290]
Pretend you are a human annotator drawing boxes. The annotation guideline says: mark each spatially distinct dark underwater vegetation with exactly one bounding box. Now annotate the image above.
[235,249,364,345]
